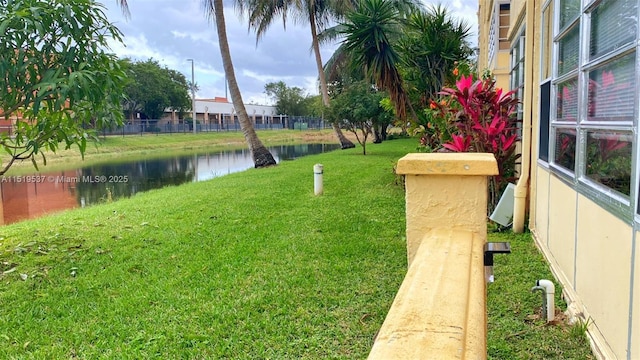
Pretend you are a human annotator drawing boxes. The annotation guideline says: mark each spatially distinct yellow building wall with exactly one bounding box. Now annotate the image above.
[534,171,633,358]
[533,166,549,246]
[547,176,577,287]
[480,0,637,354]
[492,52,511,90]
[476,0,490,71]
[476,0,510,88]
[575,195,633,357]
[509,0,526,33]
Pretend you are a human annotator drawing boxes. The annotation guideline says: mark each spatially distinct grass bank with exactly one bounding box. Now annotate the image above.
[0,138,410,358]
[5,129,348,175]
[0,136,593,358]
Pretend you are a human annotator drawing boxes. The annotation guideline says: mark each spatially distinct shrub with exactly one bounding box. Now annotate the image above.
[423,74,520,212]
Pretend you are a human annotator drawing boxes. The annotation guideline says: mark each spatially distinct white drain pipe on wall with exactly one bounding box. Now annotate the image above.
[531,279,555,322]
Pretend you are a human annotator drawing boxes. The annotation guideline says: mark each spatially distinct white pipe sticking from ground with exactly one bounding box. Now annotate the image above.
[532,279,555,322]
[314,164,323,196]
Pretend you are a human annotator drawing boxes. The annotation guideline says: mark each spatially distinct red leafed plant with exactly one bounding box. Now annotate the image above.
[433,74,521,212]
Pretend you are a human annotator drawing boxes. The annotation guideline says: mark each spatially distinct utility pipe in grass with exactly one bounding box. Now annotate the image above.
[314,164,323,196]
[532,279,555,322]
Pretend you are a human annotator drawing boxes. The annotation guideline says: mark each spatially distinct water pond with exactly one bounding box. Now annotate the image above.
[0,143,340,225]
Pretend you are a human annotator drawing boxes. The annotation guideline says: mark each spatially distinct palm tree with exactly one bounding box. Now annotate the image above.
[204,0,276,167]
[397,5,472,108]
[339,0,412,120]
[332,1,471,123]
[114,0,276,168]
[238,0,356,149]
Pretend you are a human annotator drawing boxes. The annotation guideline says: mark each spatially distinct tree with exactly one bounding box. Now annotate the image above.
[113,0,275,168]
[397,5,472,109]
[326,81,392,154]
[203,0,276,167]
[0,0,127,175]
[120,58,191,120]
[264,81,309,116]
[339,0,412,121]
[238,0,356,149]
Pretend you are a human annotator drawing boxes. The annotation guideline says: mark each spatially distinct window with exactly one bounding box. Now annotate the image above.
[541,0,554,79]
[557,25,579,76]
[488,2,511,65]
[589,0,637,60]
[499,4,511,50]
[555,77,578,122]
[559,0,580,30]
[585,130,632,196]
[586,54,636,122]
[550,0,638,215]
[511,30,526,125]
[538,0,554,162]
[554,127,576,171]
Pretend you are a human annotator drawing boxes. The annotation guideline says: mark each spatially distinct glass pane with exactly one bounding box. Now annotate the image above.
[585,131,632,196]
[587,53,636,122]
[556,77,578,122]
[559,0,580,29]
[590,0,637,59]
[554,128,577,171]
[558,25,580,75]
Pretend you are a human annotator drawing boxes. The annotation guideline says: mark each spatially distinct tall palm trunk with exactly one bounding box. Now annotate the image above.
[212,0,276,167]
[309,13,355,149]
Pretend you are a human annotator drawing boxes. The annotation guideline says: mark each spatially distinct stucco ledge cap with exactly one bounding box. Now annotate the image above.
[396,152,499,176]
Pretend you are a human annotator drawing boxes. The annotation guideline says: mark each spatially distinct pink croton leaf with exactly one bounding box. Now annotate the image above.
[602,70,615,89]
[501,134,517,151]
[442,134,472,152]
[455,75,473,93]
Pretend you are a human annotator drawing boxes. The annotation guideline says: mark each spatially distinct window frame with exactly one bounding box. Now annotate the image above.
[547,0,639,222]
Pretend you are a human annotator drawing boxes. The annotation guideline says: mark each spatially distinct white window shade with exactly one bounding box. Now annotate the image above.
[587,54,636,122]
[556,77,578,122]
[589,0,637,60]
[559,0,580,30]
[558,25,580,75]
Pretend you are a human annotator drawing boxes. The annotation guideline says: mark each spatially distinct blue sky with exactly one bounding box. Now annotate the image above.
[104,0,478,105]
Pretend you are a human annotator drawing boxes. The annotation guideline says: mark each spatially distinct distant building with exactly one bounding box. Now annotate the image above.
[161,97,286,129]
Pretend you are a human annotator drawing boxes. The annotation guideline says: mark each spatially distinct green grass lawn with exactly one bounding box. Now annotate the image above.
[0,136,593,358]
[487,232,594,359]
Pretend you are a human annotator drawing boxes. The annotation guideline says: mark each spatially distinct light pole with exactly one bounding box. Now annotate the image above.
[187,59,196,134]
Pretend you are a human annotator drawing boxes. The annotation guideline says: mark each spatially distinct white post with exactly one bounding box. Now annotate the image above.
[314,164,323,196]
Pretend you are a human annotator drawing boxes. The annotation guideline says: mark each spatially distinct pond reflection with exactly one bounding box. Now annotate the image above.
[0,144,339,225]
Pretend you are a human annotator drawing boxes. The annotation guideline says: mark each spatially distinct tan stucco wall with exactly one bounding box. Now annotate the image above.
[576,195,632,357]
[368,229,487,359]
[396,153,498,264]
[371,153,497,359]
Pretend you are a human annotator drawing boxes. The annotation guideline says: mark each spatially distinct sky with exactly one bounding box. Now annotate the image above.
[103,0,478,106]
